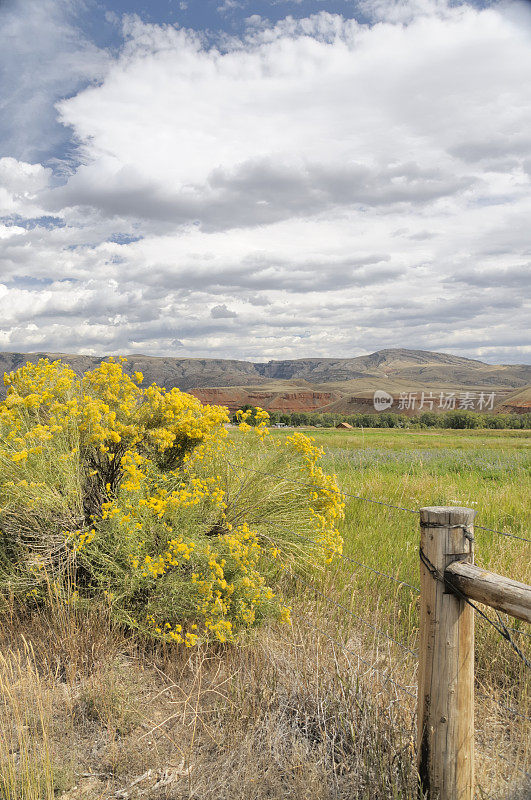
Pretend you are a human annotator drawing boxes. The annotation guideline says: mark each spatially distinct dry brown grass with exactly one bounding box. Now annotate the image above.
[0,643,54,800]
[0,589,528,800]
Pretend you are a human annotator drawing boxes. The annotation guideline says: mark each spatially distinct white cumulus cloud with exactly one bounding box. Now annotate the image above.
[0,1,530,363]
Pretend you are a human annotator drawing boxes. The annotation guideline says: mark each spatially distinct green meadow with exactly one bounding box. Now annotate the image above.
[269,426,530,710]
[289,427,530,587]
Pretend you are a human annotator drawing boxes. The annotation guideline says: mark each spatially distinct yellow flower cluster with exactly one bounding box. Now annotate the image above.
[236,407,270,440]
[187,522,275,642]
[98,459,277,642]
[145,615,198,646]
[1,357,228,472]
[0,358,344,649]
[65,528,97,551]
[285,432,344,562]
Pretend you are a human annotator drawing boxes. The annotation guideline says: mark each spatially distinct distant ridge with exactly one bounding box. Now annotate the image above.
[0,348,529,413]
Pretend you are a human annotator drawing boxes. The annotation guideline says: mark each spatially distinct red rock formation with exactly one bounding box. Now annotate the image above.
[498,402,531,414]
[188,387,337,413]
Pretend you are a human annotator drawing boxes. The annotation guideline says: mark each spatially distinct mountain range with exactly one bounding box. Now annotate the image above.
[0,348,529,414]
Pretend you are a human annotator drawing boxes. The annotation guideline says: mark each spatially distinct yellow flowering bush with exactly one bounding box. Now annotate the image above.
[0,359,344,645]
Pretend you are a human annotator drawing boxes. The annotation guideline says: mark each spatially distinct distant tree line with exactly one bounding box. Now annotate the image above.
[231,407,531,430]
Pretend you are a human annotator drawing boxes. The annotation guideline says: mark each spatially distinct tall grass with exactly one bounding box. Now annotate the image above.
[270,427,530,793]
[0,425,528,798]
[0,643,54,800]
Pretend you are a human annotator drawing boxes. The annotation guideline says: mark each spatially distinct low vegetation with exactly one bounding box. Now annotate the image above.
[294,427,530,796]
[237,407,531,429]
[0,362,528,799]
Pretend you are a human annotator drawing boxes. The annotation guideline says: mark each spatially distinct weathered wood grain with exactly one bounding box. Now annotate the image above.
[417,506,475,800]
[445,562,531,624]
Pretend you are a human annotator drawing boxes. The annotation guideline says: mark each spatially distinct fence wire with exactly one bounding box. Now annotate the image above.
[226,455,531,729]
[237,458,530,665]
[287,533,528,642]
[285,568,418,656]
[226,460,418,512]
[286,528,420,593]
[419,546,531,673]
[226,459,530,543]
[298,617,530,775]
[474,524,530,543]
[295,612,417,701]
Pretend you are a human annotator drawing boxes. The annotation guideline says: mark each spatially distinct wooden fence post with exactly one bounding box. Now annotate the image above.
[417,506,476,800]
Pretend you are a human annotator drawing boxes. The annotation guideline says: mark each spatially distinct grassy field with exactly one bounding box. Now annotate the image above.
[268,427,530,795]
[287,427,530,681]
[0,427,528,799]
[302,427,530,584]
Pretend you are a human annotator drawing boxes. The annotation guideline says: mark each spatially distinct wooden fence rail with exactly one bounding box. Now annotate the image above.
[416,506,530,800]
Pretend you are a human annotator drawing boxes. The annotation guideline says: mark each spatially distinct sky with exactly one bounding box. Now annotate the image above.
[0,0,530,364]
